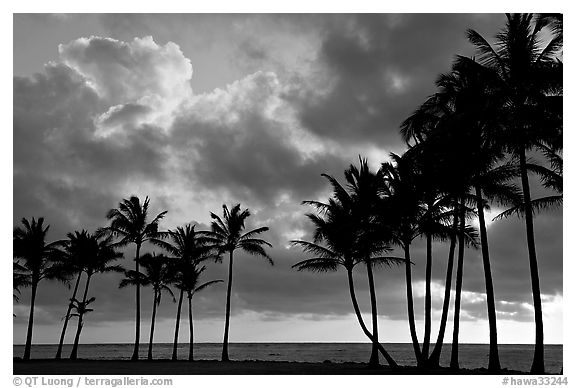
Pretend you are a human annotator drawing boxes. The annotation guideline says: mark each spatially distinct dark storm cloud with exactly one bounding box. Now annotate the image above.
[296,14,506,147]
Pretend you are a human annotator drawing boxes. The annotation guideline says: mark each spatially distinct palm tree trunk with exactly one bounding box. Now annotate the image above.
[131,243,142,361]
[222,250,234,362]
[475,184,501,371]
[422,232,433,362]
[70,274,92,360]
[403,243,423,365]
[429,209,459,367]
[172,288,184,360]
[70,315,83,360]
[148,290,158,361]
[188,293,194,361]
[519,150,545,374]
[450,199,466,370]
[365,260,380,367]
[346,269,398,368]
[23,277,38,360]
[56,272,83,359]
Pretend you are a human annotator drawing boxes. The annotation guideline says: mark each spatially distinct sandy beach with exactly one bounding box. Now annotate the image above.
[13,359,531,375]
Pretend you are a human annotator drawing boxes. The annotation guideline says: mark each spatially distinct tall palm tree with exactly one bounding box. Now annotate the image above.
[467,13,562,373]
[322,157,400,366]
[292,188,401,368]
[13,217,66,360]
[120,253,175,361]
[379,153,427,366]
[208,204,273,362]
[177,262,222,360]
[54,230,91,359]
[100,196,167,360]
[150,224,216,360]
[69,233,123,360]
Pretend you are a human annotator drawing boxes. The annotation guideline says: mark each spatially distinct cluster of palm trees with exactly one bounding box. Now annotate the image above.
[13,199,273,362]
[292,14,562,374]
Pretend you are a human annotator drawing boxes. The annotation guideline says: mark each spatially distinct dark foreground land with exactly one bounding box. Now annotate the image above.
[14,359,531,375]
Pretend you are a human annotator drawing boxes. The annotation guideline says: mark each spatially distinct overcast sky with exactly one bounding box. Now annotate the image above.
[13,14,562,345]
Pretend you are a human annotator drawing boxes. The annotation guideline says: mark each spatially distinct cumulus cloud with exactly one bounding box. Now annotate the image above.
[59,36,193,137]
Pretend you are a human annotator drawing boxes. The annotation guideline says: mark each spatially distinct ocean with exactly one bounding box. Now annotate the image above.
[13,343,563,373]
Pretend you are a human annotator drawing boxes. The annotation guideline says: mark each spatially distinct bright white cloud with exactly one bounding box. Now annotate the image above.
[59,36,193,136]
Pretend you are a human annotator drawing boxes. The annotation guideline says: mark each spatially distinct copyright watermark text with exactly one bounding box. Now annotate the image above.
[13,376,173,388]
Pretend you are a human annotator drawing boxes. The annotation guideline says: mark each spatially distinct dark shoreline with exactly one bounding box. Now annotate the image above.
[13,358,540,375]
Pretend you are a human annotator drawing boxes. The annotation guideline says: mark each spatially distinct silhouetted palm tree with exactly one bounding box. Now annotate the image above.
[291,189,403,367]
[13,217,66,360]
[208,204,273,362]
[177,262,222,360]
[54,230,91,359]
[379,154,427,366]
[100,196,167,360]
[322,157,400,366]
[120,253,175,360]
[70,233,123,360]
[467,13,562,373]
[150,224,217,360]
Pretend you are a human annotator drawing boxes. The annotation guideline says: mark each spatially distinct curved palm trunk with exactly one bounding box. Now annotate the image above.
[188,293,194,361]
[56,272,83,359]
[475,184,501,371]
[450,199,466,370]
[403,244,423,365]
[70,274,92,360]
[171,288,184,360]
[365,261,380,367]
[519,150,545,374]
[346,269,398,368]
[148,290,158,361]
[131,243,142,361]
[23,277,38,360]
[221,250,234,362]
[429,210,459,367]
[422,233,433,362]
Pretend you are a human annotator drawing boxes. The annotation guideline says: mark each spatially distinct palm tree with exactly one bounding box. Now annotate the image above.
[68,296,95,358]
[467,13,562,373]
[150,224,216,360]
[69,233,123,360]
[322,157,400,366]
[208,204,273,362]
[120,253,175,360]
[100,196,167,360]
[13,217,66,360]
[177,262,222,360]
[292,187,401,368]
[379,153,427,366]
[54,231,91,359]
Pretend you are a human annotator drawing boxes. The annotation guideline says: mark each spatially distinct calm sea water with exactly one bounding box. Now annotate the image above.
[13,343,562,373]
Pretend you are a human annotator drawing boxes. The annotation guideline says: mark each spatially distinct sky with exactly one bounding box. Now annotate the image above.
[12,13,563,346]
